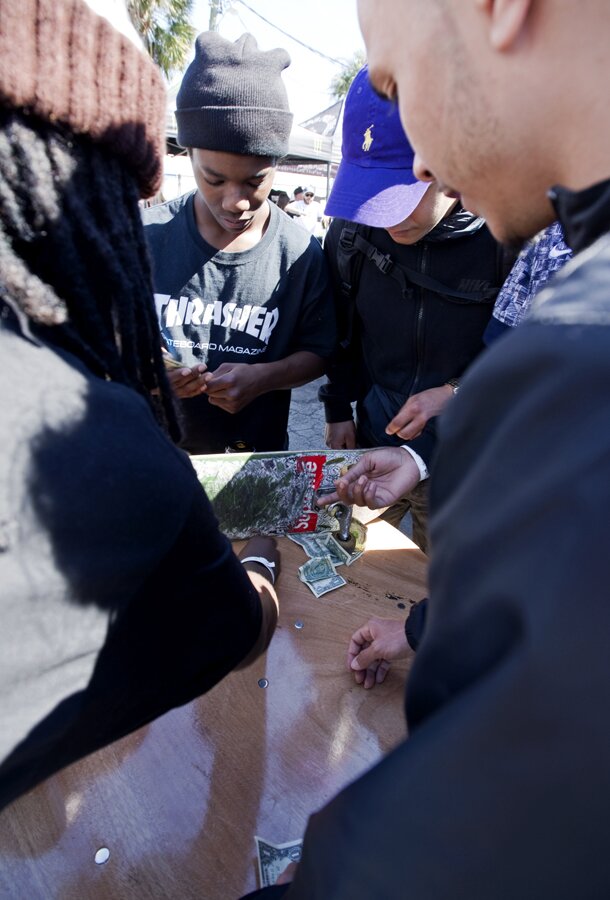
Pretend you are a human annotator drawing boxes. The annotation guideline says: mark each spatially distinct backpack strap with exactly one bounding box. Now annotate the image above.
[336,222,369,349]
[352,231,499,302]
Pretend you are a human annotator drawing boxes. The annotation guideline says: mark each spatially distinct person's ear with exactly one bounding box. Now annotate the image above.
[475,0,533,51]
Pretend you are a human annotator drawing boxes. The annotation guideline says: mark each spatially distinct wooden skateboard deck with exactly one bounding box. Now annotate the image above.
[190,449,363,540]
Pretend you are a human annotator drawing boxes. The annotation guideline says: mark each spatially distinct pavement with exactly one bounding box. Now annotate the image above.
[287,376,327,450]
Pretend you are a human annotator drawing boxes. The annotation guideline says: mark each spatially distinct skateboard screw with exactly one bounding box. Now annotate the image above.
[295,620,304,630]
[95,848,110,865]
[258,678,269,689]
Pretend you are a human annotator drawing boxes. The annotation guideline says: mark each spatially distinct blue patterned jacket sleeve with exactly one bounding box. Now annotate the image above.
[492,221,572,329]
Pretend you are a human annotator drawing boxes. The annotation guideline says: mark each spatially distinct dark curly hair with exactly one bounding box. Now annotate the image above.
[0,108,180,441]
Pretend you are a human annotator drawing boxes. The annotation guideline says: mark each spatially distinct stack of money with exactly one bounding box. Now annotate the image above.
[288,529,364,567]
[255,836,303,888]
[297,554,346,597]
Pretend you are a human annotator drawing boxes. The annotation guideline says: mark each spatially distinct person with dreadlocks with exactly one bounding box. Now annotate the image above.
[0,0,281,812]
[143,31,336,454]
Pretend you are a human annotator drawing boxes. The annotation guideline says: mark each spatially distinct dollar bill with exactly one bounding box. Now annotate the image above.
[350,519,367,554]
[161,349,183,369]
[298,555,347,596]
[289,530,364,567]
[299,554,336,581]
[301,571,347,597]
[287,532,327,556]
[255,836,303,888]
[318,530,365,566]
[316,531,352,566]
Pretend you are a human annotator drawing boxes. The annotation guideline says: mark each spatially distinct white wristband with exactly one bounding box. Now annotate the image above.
[400,445,429,483]
[241,556,276,584]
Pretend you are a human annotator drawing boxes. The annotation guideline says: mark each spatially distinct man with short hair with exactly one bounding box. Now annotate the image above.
[144,32,335,453]
[252,1,610,897]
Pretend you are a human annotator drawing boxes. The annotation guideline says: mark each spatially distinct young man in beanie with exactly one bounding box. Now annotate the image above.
[319,66,509,551]
[143,32,335,454]
[0,0,281,811]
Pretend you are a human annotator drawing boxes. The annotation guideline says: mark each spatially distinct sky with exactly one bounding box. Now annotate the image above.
[188,0,365,123]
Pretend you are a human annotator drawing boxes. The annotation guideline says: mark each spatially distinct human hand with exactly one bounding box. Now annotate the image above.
[166,364,208,399]
[202,363,264,413]
[347,617,410,689]
[325,420,357,449]
[317,447,420,509]
[239,535,281,585]
[277,862,298,885]
[385,385,453,440]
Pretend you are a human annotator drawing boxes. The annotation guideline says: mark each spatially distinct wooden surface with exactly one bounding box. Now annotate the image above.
[0,521,427,899]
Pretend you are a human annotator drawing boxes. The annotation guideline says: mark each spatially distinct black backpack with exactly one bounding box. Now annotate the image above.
[335,221,512,349]
[337,222,502,303]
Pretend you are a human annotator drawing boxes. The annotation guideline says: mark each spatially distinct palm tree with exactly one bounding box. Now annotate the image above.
[127,0,196,78]
[330,50,366,100]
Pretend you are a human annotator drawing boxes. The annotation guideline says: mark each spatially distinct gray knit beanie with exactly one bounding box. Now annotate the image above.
[175,31,293,157]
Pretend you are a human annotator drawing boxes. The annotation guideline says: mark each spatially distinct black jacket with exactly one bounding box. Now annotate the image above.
[0,307,262,810]
[320,210,508,464]
[268,181,610,898]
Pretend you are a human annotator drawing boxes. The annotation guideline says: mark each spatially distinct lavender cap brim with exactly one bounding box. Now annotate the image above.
[325,158,430,227]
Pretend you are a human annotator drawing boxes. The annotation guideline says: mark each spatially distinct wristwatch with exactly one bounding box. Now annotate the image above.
[445,379,460,395]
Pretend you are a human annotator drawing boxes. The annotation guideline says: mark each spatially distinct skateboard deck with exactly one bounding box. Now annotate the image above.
[190,449,363,540]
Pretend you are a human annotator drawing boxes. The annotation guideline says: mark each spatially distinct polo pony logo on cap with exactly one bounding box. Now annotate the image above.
[362,124,374,152]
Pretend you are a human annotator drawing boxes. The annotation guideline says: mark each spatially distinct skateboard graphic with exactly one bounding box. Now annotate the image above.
[190,449,364,541]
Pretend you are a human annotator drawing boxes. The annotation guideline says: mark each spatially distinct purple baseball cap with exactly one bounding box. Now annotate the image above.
[325,66,429,227]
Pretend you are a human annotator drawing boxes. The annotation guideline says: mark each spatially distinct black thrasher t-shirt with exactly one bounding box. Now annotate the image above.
[143,194,335,453]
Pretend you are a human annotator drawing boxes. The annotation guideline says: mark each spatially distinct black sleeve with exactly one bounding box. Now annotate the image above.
[404,598,428,650]
[73,486,263,740]
[240,886,291,899]
[0,485,262,809]
[289,237,337,360]
[277,314,610,898]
